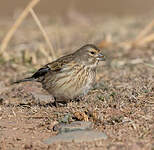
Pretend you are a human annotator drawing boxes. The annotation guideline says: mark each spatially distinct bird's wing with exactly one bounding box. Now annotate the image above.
[32,53,74,79]
[13,53,74,84]
[46,54,74,72]
[31,66,51,79]
[47,60,64,72]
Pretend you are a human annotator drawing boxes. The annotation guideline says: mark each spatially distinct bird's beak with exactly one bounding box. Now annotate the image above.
[96,53,106,61]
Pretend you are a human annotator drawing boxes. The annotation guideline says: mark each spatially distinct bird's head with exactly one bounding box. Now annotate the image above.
[75,44,106,67]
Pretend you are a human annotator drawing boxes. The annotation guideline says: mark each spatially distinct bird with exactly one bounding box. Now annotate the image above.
[14,44,106,104]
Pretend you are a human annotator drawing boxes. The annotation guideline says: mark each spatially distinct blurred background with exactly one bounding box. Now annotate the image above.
[1,0,154,17]
[0,0,154,64]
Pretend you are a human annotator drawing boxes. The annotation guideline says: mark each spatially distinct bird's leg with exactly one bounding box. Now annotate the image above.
[52,98,68,107]
[52,97,59,107]
[74,96,84,102]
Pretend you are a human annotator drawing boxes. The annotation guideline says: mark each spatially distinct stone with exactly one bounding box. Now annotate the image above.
[44,130,107,144]
[31,92,55,104]
[54,121,93,133]
[58,114,72,124]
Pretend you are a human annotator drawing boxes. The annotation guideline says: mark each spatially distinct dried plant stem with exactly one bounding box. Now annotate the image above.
[135,20,154,41]
[0,0,40,56]
[119,20,154,48]
[144,63,154,68]
[135,20,154,46]
[136,32,154,46]
[30,9,56,60]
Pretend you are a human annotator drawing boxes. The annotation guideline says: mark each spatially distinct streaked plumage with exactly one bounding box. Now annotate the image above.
[15,44,105,102]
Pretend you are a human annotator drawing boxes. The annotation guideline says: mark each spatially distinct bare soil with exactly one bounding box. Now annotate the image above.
[0,15,154,149]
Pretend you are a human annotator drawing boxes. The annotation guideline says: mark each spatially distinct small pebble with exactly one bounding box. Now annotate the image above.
[54,121,93,133]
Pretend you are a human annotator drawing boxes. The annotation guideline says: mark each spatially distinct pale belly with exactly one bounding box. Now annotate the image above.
[42,67,96,101]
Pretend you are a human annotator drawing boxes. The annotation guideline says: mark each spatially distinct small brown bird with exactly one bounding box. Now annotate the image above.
[15,44,105,103]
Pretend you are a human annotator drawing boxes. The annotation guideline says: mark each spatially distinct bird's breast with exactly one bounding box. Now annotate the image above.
[42,64,96,100]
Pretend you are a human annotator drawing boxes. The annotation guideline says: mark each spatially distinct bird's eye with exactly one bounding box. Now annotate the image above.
[90,51,95,55]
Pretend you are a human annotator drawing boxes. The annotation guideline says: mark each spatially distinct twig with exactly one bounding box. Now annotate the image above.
[143,63,154,68]
[136,32,154,46]
[30,8,57,60]
[118,20,154,48]
[135,20,154,42]
[0,0,40,55]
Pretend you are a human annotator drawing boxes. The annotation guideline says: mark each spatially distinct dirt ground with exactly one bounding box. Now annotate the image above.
[0,14,154,149]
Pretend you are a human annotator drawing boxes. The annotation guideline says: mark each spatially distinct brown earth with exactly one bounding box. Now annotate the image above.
[0,14,154,149]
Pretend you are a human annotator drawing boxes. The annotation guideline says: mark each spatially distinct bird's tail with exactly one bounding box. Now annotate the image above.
[13,66,50,84]
[13,77,34,84]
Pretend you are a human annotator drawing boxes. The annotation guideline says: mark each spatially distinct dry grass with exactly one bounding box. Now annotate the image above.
[30,9,57,60]
[135,20,154,41]
[119,20,154,48]
[0,0,56,61]
[1,0,154,63]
